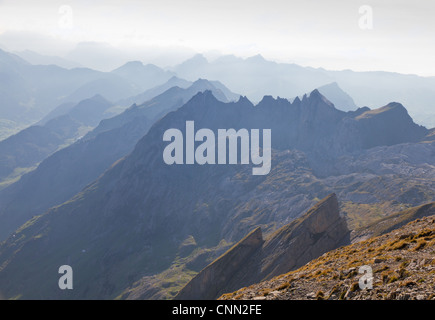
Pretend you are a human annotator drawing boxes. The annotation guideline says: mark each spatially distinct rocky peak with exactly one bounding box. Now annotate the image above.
[317,82,358,111]
[354,102,428,149]
[292,96,301,103]
[258,95,276,105]
[166,75,187,84]
[112,60,144,73]
[306,89,336,109]
[258,193,349,279]
[191,78,214,88]
[356,102,409,120]
[189,89,220,106]
[175,227,264,300]
[236,95,252,105]
[346,106,370,118]
[181,54,208,67]
[246,54,267,63]
[175,194,350,300]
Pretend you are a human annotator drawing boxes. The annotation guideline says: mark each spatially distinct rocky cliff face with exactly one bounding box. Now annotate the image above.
[253,193,349,282]
[176,194,350,299]
[220,212,435,300]
[175,227,264,300]
[354,102,427,149]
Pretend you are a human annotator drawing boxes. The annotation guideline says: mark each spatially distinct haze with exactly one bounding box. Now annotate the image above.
[0,0,434,75]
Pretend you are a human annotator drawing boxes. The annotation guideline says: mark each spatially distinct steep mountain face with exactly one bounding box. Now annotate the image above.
[174,227,264,301]
[354,102,427,149]
[220,211,435,300]
[242,90,427,159]
[317,82,358,111]
[0,126,64,180]
[0,81,235,241]
[175,194,349,300]
[305,102,428,177]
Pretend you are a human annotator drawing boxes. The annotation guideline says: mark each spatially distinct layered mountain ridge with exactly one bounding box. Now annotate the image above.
[0,80,237,241]
[0,89,433,300]
[0,95,114,185]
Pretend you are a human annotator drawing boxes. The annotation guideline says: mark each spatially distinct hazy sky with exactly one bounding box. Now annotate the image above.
[0,0,434,75]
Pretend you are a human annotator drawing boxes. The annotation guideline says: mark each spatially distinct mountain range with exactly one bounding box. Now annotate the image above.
[1,46,435,300]
[171,54,435,128]
[0,49,175,140]
[0,79,238,242]
[0,87,434,300]
[0,95,114,188]
[3,48,435,145]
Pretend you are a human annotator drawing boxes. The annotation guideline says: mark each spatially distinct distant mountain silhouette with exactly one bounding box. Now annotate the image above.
[14,50,82,69]
[0,48,178,138]
[172,54,435,127]
[317,82,358,111]
[88,79,239,138]
[117,76,192,107]
[112,61,175,92]
[0,80,237,241]
[0,95,113,183]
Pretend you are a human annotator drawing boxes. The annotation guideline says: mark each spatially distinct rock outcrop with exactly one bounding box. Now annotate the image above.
[220,213,435,300]
[354,102,427,149]
[175,227,264,300]
[176,193,350,299]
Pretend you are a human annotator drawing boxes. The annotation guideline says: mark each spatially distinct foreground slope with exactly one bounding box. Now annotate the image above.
[220,212,435,300]
[175,194,349,300]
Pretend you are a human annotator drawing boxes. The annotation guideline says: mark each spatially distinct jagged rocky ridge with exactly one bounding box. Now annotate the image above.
[0,90,433,300]
[175,194,349,299]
